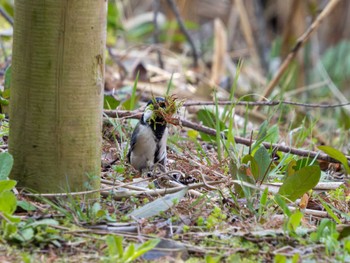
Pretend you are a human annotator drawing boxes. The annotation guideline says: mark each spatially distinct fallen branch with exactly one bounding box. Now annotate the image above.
[104,109,350,163]
[102,180,226,200]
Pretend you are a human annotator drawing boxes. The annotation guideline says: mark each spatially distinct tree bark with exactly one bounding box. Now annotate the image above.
[9,0,106,197]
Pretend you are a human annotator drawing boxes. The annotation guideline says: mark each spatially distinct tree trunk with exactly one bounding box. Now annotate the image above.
[9,0,106,197]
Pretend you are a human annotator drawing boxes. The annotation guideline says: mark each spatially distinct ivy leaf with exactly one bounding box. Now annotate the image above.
[278,165,321,202]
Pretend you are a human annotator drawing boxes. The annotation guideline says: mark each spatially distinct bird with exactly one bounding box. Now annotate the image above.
[127,97,168,173]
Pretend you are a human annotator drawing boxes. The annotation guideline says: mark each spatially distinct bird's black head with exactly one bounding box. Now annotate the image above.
[141,97,167,139]
[146,97,166,108]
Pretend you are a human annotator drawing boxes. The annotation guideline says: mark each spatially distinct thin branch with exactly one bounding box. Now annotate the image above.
[183,100,350,108]
[103,100,350,121]
[166,0,199,67]
[256,0,341,110]
[104,109,350,163]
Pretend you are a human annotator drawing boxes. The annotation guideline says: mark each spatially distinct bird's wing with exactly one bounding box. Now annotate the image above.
[127,122,140,163]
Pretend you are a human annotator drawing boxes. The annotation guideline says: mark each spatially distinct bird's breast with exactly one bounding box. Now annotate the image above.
[130,124,158,170]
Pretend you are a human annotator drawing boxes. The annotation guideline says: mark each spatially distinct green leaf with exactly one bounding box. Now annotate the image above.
[274,194,291,217]
[287,211,303,231]
[232,165,255,198]
[242,154,259,180]
[1,212,21,223]
[166,73,174,96]
[130,239,160,261]
[104,95,120,109]
[338,226,350,240]
[310,218,336,242]
[286,160,297,177]
[264,125,279,144]
[129,188,188,219]
[4,65,11,91]
[123,243,135,262]
[0,180,16,192]
[127,23,154,41]
[338,108,350,130]
[294,158,314,171]
[256,120,268,141]
[17,200,37,211]
[278,165,321,202]
[254,146,270,181]
[91,202,102,214]
[0,152,14,180]
[107,1,122,31]
[319,198,341,224]
[106,235,123,258]
[0,190,17,214]
[205,255,222,263]
[2,220,18,239]
[252,123,279,151]
[0,96,9,106]
[129,71,139,111]
[274,254,287,263]
[292,253,300,263]
[25,218,59,228]
[16,227,34,242]
[197,109,226,142]
[0,1,14,17]
[258,187,269,219]
[318,145,350,174]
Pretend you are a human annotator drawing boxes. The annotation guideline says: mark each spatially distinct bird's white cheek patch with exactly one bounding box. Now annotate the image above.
[143,109,153,123]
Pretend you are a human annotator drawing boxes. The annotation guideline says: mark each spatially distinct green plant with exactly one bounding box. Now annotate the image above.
[0,153,63,247]
[103,235,159,263]
[42,195,115,225]
[310,218,340,255]
[0,152,17,225]
[205,206,227,230]
[278,165,321,202]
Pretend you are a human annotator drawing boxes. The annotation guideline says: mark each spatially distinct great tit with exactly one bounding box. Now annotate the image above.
[127,97,168,173]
